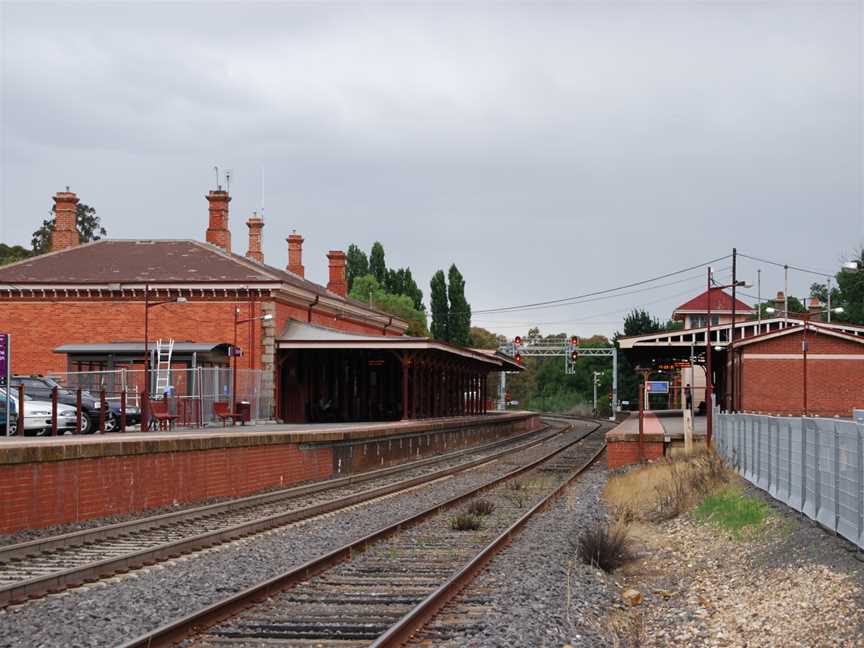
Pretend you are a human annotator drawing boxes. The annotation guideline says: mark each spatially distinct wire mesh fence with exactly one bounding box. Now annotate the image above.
[715,411,864,550]
[46,367,274,429]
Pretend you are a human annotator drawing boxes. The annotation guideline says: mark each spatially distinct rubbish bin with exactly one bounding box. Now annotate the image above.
[236,401,251,425]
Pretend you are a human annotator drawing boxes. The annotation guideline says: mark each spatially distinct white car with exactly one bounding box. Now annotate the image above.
[0,389,77,436]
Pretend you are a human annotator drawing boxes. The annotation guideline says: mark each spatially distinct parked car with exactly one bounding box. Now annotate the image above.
[0,388,77,436]
[10,375,141,433]
[0,395,16,436]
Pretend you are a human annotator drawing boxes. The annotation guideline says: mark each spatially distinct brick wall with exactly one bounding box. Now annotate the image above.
[0,442,332,533]
[740,330,864,416]
[1,297,393,377]
[607,438,664,469]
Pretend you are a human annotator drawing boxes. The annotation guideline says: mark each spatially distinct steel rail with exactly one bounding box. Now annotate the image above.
[372,428,607,647]
[118,419,601,648]
[0,421,564,607]
[0,422,552,562]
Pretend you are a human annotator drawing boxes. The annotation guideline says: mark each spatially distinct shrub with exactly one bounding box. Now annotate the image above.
[467,499,496,516]
[576,522,633,573]
[449,512,482,531]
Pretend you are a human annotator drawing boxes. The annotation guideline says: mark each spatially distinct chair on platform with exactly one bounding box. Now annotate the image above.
[213,401,245,427]
[149,399,179,431]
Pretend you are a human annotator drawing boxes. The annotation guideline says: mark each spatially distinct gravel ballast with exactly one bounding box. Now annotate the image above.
[413,461,621,647]
[0,421,600,648]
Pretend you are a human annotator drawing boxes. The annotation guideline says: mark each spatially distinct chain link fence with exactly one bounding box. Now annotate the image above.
[47,367,274,428]
[715,411,864,550]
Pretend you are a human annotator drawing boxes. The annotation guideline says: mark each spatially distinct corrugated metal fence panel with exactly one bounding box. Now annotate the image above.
[835,421,861,546]
[814,419,836,529]
[716,412,864,551]
[757,416,771,490]
[767,418,781,498]
[802,419,818,519]
[788,417,804,512]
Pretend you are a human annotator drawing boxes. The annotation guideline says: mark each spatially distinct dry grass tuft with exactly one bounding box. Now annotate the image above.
[605,448,729,521]
[466,499,496,516]
[576,522,634,573]
[449,511,482,531]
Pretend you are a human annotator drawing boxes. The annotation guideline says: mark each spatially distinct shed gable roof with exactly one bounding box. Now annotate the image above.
[673,288,754,315]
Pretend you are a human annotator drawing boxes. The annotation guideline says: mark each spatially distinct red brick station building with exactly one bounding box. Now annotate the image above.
[619,288,864,417]
[0,189,515,423]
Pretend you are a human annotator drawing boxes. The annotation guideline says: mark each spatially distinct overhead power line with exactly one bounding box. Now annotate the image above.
[472,254,732,315]
[737,252,834,278]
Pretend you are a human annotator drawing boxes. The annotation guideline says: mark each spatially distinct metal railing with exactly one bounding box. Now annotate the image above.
[45,368,274,430]
[715,411,864,550]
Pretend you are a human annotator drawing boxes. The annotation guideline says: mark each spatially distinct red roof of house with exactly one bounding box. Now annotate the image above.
[673,288,753,315]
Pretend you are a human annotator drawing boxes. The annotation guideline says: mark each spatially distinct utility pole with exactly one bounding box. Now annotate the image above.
[730,247,737,412]
[592,371,603,417]
[827,277,833,323]
[757,269,762,328]
[706,266,713,447]
[784,265,789,323]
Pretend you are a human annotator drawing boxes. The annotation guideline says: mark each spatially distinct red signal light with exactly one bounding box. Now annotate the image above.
[570,336,579,346]
[514,336,523,346]
[515,353,523,364]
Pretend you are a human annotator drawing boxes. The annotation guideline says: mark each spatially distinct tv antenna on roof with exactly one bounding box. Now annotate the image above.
[225,169,232,193]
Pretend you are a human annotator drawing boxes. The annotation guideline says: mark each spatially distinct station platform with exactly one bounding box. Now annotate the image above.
[0,412,541,534]
[606,410,707,469]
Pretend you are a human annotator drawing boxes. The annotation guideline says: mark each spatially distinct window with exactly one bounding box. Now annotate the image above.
[691,315,720,328]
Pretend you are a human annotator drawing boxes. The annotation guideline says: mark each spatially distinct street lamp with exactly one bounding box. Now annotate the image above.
[142,286,187,431]
[232,308,273,416]
[705,266,749,446]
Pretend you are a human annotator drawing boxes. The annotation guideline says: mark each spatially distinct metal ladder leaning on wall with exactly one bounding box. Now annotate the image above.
[154,339,174,397]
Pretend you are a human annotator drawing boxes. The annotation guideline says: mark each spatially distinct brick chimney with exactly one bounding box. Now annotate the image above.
[51,190,80,252]
[245,212,264,263]
[205,190,232,252]
[326,250,348,297]
[287,231,305,277]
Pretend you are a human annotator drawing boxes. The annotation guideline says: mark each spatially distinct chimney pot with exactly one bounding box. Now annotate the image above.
[326,250,348,297]
[51,190,80,252]
[287,232,305,277]
[245,212,264,264]
[205,190,232,253]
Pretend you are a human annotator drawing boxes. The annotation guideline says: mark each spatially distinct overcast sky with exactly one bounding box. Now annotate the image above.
[1,2,861,338]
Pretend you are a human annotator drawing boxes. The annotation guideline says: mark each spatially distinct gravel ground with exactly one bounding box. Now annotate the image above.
[412,459,621,647]
[619,479,864,647]
[0,421,599,648]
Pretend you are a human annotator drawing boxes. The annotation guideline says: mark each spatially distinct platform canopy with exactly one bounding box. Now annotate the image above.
[275,320,520,423]
[277,320,512,370]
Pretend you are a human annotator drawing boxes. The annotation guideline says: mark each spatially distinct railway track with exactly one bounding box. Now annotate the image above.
[120,418,608,648]
[0,419,576,607]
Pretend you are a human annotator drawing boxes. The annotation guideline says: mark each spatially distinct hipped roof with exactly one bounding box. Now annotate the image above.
[0,239,405,327]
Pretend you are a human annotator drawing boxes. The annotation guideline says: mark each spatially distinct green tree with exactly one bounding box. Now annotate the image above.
[759,295,806,318]
[447,264,471,346]
[32,202,106,254]
[834,249,864,324]
[0,243,33,266]
[401,268,424,311]
[430,270,450,341]
[346,244,369,292]
[469,326,505,349]
[369,242,386,284]
[348,273,428,336]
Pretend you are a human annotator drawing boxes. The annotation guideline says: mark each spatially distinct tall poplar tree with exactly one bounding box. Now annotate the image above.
[370,242,386,284]
[447,264,471,346]
[430,270,450,341]
[346,244,369,292]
